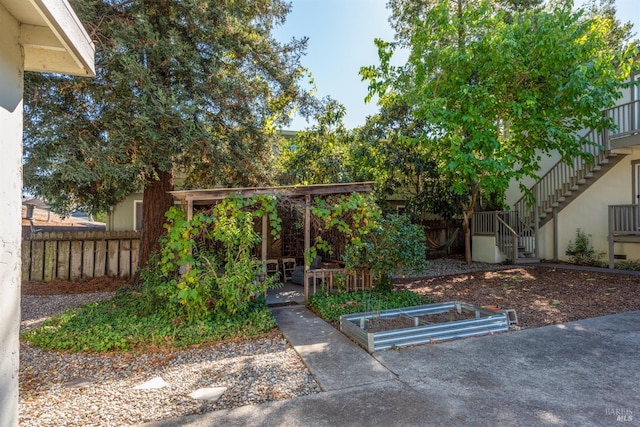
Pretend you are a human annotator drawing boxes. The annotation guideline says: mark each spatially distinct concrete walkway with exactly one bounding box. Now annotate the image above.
[143,306,640,427]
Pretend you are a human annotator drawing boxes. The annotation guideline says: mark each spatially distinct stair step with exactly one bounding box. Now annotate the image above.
[515,257,540,264]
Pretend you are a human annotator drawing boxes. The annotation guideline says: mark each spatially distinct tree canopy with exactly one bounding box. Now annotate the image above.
[23,0,313,268]
[362,0,638,263]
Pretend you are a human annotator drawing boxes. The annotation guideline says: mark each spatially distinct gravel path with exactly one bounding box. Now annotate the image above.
[19,294,320,426]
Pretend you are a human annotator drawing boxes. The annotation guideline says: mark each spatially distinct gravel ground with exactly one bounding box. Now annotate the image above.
[15,258,545,426]
[19,293,320,426]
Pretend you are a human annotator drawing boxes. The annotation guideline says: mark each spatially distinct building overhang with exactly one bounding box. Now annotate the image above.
[2,0,95,76]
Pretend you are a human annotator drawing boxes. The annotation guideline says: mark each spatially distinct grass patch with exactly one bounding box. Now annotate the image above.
[22,290,276,352]
[309,290,433,323]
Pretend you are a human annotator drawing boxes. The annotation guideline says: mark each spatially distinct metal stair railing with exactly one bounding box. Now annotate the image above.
[513,127,609,228]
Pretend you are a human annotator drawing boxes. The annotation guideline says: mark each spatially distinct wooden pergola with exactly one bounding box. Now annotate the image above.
[169,182,374,300]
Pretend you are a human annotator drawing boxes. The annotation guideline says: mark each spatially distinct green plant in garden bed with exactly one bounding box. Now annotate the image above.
[309,290,432,323]
[22,291,275,352]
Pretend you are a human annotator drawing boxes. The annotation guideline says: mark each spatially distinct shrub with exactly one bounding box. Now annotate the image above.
[309,290,432,323]
[343,214,428,292]
[566,228,603,266]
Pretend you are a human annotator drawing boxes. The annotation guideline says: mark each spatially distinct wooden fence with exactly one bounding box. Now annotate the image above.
[22,231,140,282]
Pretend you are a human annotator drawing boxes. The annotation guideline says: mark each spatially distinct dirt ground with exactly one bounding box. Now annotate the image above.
[22,265,640,330]
[396,266,640,329]
[22,276,131,296]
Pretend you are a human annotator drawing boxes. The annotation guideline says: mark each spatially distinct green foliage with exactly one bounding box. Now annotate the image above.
[343,214,428,292]
[352,100,464,221]
[277,99,354,185]
[140,195,281,324]
[566,228,603,266]
[614,259,640,271]
[307,193,427,290]
[309,290,432,323]
[23,0,313,217]
[362,0,638,263]
[22,291,275,352]
[306,193,382,265]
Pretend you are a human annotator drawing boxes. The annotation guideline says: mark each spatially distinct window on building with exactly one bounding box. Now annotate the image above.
[134,200,143,231]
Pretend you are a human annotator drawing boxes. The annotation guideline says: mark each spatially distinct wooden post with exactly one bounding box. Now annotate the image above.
[262,212,268,272]
[304,194,311,302]
[609,206,615,269]
[185,197,193,274]
[534,184,540,259]
[186,198,193,221]
[553,207,558,262]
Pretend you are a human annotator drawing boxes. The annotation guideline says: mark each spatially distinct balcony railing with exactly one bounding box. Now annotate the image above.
[609,204,640,235]
[608,204,640,268]
[606,99,640,141]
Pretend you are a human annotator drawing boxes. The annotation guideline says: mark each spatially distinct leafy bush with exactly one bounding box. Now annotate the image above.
[309,290,432,323]
[140,195,281,324]
[308,193,428,292]
[22,291,275,352]
[343,214,428,292]
[566,228,603,266]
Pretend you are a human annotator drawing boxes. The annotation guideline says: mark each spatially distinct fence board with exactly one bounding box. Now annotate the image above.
[57,241,70,280]
[30,240,44,281]
[107,240,120,277]
[70,241,83,280]
[21,241,31,281]
[119,239,131,278]
[82,240,95,278]
[94,240,107,277]
[131,239,139,276]
[43,241,57,281]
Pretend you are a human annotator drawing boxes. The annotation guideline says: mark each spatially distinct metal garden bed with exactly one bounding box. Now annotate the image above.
[340,301,517,353]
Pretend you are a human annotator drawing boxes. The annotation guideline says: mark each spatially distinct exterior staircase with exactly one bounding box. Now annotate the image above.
[473,99,640,264]
[512,127,626,232]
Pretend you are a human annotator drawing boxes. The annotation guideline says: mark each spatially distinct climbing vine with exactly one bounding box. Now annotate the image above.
[140,194,281,323]
[308,193,427,291]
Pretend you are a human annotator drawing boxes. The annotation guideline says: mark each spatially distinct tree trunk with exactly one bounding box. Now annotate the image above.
[462,215,472,265]
[138,169,175,271]
[461,186,480,266]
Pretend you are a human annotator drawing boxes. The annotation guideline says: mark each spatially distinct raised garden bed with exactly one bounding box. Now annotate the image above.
[340,301,517,353]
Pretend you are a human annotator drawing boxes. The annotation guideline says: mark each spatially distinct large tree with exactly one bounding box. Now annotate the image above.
[23,0,312,269]
[362,0,638,264]
[353,100,464,221]
[276,98,354,185]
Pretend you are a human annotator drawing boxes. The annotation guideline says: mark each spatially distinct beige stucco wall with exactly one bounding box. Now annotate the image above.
[0,7,23,426]
[107,192,143,231]
[472,235,507,263]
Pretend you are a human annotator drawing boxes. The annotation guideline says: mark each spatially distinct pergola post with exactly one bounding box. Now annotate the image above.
[262,212,268,272]
[304,194,311,302]
[186,198,193,220]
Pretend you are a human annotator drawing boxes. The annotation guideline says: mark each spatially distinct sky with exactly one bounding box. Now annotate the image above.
[274,0,640,131]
